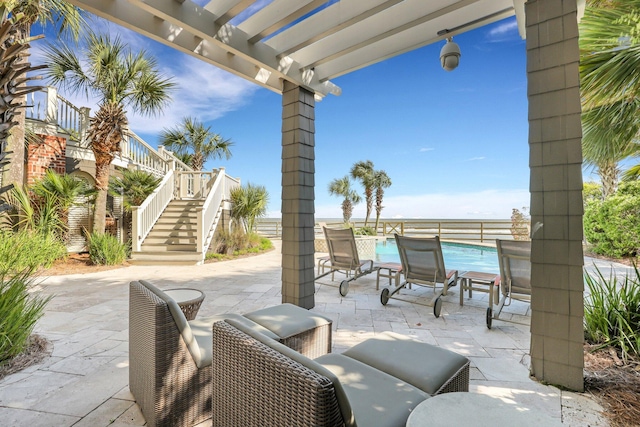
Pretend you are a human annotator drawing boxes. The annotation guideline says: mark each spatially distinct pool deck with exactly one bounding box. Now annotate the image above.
[0,240,625,426]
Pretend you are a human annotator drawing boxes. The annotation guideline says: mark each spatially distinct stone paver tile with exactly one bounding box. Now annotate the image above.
[34,356,129,417]
[0,370,77,409]
[473,381,563,421]
[0,407,79,427]
[465,325,523,349]
[45,355,117,376]
[113,386,135,401]
[561,390,608,427]
[469,367,486,381]
[50,329,117,358]
[72,397,137,427]
[434,337,491,358]
[469,355,532,382]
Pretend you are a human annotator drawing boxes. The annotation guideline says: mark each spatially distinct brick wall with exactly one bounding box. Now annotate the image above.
[26,134,67,184]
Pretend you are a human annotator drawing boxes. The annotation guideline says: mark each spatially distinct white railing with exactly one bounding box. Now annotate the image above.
[120,131,176,177]
[175,171,214,199]
[197,168,241,253]
[131,170,175,252]
[26,87,89,141]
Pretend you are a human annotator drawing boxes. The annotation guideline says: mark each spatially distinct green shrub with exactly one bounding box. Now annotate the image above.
[0,269,52,364]
[355,226,376,236]
[208,228,272,258]
[87,232,129,265]
[0,230,67,274]
[583,182,640,258]
[584,265,640,361]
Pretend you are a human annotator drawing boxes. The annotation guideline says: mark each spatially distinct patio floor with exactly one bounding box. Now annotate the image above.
[0,240,620,426]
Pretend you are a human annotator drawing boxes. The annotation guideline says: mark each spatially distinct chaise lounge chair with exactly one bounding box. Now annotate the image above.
[315,226,375,296]
[380,234,458,318]
[489,239,531,328]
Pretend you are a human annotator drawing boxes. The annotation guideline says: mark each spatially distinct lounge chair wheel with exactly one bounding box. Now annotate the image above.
[339,280,349,296]
[486,308,493,329]
[380,288,390,306]
[433,296,442,318]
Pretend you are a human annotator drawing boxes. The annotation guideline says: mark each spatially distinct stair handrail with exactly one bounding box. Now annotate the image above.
[120,130,194,176]
[197,167,240,253]
[131,169,175,252]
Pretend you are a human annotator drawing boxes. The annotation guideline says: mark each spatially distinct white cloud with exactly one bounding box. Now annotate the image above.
[419,147,434,152]
[313,189,529,220]
[466,156,485,161]
[488,20,518,38]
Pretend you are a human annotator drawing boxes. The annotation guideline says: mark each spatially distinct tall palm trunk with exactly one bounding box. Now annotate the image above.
[0,14,44,197]
[598,160,619,198]
[87,102,127,233]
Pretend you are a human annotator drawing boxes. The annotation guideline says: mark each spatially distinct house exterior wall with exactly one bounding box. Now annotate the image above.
[526,0,585,391]
[25,134,67,184]
[281,82,316,309]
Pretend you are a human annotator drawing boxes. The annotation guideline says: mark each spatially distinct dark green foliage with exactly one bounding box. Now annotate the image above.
[584,265,640,361]
[584,182,640,258]
[87,232,128,265]
[0,268,52,365]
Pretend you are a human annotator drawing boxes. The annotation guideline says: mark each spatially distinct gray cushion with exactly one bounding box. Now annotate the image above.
[224,318,356,427]
[315,353,429,427]
[342,331,469,395]
[244,303,332,339]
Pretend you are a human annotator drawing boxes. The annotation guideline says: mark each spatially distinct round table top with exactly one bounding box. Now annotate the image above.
[406,392,562,427]
[164,288,204,304]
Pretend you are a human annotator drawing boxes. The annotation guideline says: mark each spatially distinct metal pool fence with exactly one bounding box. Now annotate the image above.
[255,219,527,243]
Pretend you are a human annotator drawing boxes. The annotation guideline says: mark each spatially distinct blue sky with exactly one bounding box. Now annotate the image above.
[34,14,533,219]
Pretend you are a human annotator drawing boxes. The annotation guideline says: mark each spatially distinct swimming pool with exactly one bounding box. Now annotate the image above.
[375,239,499,273]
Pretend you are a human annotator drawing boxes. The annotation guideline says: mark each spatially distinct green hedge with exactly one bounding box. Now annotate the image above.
[584,182,640,258]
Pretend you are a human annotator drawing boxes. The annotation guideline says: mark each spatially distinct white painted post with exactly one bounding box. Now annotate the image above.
[131,206,141,252]
[45,87,57,124]
[79,107,91,146]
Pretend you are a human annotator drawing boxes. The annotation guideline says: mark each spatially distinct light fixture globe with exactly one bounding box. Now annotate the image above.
[440,37,461,71]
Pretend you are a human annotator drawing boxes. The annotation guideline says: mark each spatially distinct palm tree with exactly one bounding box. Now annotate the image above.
[160,117,233,171]
[373,170,391,232]
[328,176,361,224]
[109,169,161,242]
[43,31,175,234]
[0,1,82,188]
[350,160,375,226]
[580,0,640,197]
[230,183,269,233]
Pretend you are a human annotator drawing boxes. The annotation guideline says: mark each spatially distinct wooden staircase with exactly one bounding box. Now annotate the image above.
[129,200,213,265]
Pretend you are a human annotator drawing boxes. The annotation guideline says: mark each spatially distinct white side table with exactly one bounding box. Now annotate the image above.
[406,392,562,427]
[165,288,205,320]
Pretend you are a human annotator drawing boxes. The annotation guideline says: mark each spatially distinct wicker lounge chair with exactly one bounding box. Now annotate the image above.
[489,239,531,328]
[380,234,458,318]
[128,280,280,427]
[315,226,375,296]
[211,319,470,427]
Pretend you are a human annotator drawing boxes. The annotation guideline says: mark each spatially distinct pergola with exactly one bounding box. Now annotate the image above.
[69,0,586,391]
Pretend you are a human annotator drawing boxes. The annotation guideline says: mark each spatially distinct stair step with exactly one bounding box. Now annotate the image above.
[146,230,197,239]
[130,250,204,266]
[142,236,197,245]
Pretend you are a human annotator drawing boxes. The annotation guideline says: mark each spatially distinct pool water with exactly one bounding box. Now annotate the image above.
[375,239,499,273]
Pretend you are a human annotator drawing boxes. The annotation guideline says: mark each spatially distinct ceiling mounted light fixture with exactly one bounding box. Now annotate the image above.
[440,37,461,71]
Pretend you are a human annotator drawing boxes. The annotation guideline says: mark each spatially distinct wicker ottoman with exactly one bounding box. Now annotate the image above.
[244,303,333,358]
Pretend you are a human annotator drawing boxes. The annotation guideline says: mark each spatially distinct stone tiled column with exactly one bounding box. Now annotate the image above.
[281,81,316,309]
[526,0,584,391]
